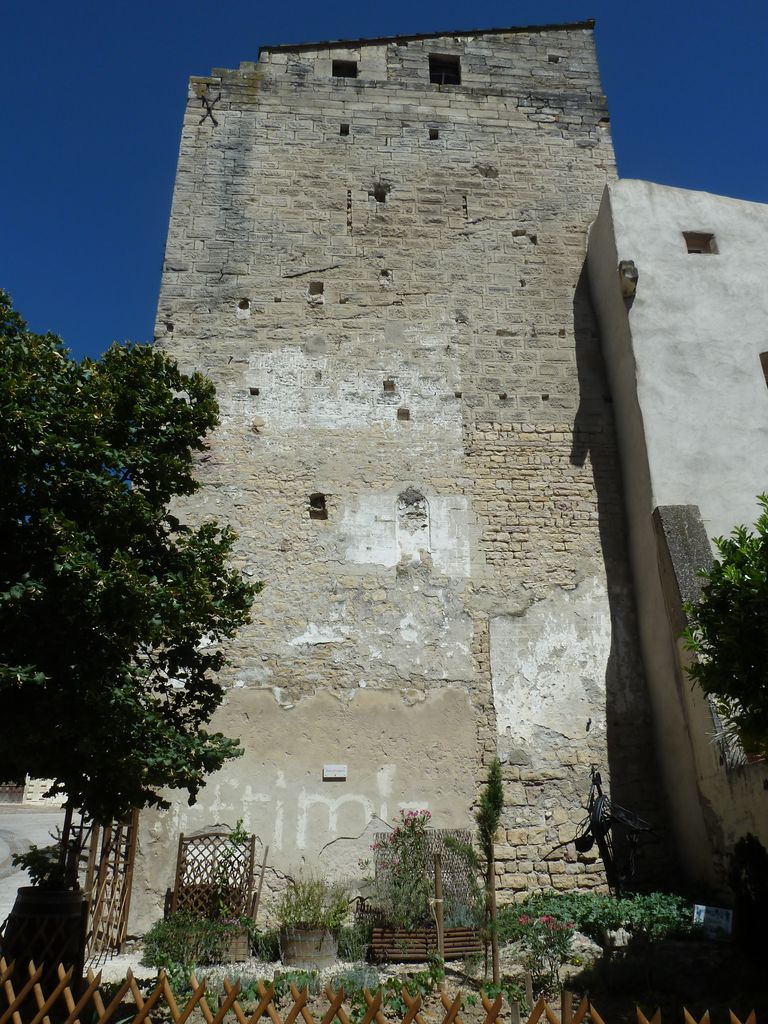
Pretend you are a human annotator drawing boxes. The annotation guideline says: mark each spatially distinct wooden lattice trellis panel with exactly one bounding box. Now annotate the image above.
[0,959,759,1024]
[84,810,139,964]
[170,830,256,919]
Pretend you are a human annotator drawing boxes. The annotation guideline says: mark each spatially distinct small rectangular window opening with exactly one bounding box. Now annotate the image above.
[428,128,439,141]
[683,231,718,254]
[332,60,358,79]
[397,407,410,421]
[308,281,324,296]
[309,493,328,520]
[429,54,461,86]
[340,123,350,136]
[383,379,396,393]
[249,387,260,396]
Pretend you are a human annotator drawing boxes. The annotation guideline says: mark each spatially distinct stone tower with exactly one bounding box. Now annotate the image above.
[136,20,667,927]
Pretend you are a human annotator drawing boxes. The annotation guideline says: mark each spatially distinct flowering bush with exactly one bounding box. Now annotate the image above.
[371,809,433,931]
[516,914,574,996]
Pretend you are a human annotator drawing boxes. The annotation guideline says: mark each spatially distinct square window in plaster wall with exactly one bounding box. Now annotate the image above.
[332,60,358,78]
[429,54,461,85]
[383,379,396,393]
[309,493,328,520]
[340,123,350,136]
[683,231,718,254]
[397,407,410,421]
[249,387,260,396]
[428,128,439,140]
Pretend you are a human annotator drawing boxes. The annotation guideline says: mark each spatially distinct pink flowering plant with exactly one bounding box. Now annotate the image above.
[370,809,433,931]
[516,914,574,996]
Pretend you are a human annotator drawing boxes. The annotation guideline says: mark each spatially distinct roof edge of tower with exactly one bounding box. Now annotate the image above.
[257,20,596,57]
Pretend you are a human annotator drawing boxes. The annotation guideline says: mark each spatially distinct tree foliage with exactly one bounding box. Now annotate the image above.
[476,758,504,861]
[684,496,768,757]
[0,292,258,821]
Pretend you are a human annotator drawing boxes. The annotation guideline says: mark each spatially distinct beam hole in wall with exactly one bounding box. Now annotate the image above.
[369,182,390,204]
[307,281,325,305]
[379,269,393,288]
[309,493,328,520]
[454,390,463,398]
[428,128,439,141]
[237,298,250,310]
[315,370,323,382]
[340,123,350,136]
[164,322,174,333]
[249,387,260,396]
[683,231,718,254]
[429,54,461,85]
[332,60,358,78]
[499,392,508,400]
[383,379,396,393]
[548,53,562,63]
[542,393,550,402]
[760,353,768,388]
[397,407,410,421]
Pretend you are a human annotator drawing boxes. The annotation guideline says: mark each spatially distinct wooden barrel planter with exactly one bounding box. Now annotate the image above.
[371,925,482,963]
[279,927,338,968]
[0,887,88,1005]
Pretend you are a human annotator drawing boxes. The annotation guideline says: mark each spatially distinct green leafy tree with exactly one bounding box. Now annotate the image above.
[476,758,504,984]
[0,292,258,823]
[684,496,768,757]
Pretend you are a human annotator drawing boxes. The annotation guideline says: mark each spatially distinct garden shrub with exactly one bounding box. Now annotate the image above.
[142,912,246,972]
[277,872,349,931]
[337,921,373,961]
[498,891,692,946]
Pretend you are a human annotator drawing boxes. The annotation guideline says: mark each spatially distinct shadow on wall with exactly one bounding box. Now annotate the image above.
[569,262,681,890]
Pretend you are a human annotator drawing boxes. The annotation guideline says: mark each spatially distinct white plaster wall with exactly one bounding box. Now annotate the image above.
[490,578,608,759]
[587,180,768,886]
[342,492,472,576]
[132,686,477,931]
[606,179,768,539]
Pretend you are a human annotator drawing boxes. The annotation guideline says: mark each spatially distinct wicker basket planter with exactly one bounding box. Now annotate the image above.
[371,925,481,963]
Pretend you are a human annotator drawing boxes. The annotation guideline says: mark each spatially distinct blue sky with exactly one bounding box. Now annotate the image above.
[3,1,766,360]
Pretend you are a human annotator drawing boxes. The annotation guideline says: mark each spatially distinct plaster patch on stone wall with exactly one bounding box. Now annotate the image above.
[288,622,349,646]
[236,342,462,435]
[490,577,609,757]
[342,492,472,576]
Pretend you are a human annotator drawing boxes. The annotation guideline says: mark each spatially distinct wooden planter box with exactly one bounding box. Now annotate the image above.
[371,926,481,963]
[223,925,251,963]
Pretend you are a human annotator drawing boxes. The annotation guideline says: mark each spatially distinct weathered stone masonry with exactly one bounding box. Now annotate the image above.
[133,22,671,929]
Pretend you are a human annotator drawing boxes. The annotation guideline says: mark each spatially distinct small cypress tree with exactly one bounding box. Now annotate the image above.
[476,758,504,984]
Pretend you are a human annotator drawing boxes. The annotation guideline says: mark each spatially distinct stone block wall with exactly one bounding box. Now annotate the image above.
[133,23,673,931]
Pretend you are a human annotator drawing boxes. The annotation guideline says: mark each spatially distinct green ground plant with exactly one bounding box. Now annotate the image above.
[142,911,252,980]
[498,891,692,946]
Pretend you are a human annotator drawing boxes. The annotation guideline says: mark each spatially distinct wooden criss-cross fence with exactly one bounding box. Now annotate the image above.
[0,960,758,1024]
